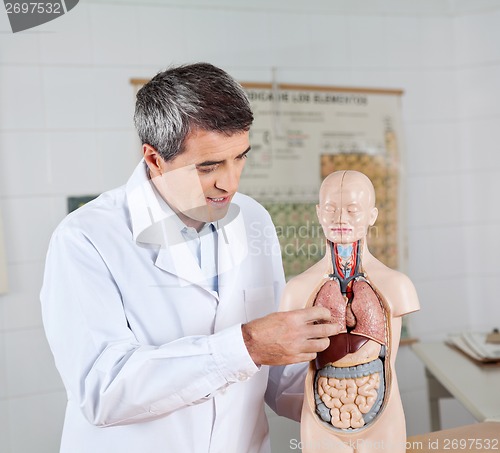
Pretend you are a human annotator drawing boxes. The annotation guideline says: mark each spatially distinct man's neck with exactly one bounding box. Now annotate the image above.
[176,210,205,232]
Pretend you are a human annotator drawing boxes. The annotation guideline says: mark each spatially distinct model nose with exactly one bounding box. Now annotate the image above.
[332,207,345,224]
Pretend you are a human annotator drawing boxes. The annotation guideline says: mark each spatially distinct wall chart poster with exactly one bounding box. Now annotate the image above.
[240,83,405,277]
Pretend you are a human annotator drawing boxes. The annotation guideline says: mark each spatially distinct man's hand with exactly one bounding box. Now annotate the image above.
[241,306,340,366]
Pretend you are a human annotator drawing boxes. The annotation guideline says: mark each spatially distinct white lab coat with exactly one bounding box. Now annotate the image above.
[41,160,306,453]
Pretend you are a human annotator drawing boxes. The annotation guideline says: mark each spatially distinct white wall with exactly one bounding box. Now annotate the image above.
[1,0,500,451]
[408,1,500,341]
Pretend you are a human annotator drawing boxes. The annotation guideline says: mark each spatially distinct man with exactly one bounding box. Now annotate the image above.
[280,170,420,452]
[41,63,337,453]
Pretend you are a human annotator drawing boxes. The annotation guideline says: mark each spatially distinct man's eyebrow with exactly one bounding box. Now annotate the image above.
[238,146,251,158]
[196,146,251,167]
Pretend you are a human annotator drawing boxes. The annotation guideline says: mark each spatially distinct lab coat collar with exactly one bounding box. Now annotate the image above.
[126,159,170,245]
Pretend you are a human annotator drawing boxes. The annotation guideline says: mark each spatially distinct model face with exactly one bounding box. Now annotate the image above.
[317,172,378,244]
[146,129,250,231]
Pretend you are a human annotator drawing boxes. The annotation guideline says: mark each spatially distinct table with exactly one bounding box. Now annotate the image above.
[406,422,500,453]
[412,342,500,431]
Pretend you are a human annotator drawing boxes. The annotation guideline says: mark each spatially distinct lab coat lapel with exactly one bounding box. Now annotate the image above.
[217,204,247,295]
[214,204,248,330]
[155,203,248,295]
[154,237,207,289]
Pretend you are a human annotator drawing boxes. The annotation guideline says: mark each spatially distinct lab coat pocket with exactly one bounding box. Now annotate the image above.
[243,285,275,321]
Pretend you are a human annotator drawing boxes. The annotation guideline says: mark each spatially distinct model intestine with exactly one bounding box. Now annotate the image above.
[316,371,381,429]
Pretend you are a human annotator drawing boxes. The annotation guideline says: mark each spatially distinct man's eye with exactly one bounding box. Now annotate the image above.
[197,165,217,174]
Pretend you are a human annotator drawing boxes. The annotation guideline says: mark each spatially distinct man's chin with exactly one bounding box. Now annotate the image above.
[206,204,231,223]
[182,205,231,224]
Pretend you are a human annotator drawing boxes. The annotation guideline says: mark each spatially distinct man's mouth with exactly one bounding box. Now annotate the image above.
[206,196,231,207]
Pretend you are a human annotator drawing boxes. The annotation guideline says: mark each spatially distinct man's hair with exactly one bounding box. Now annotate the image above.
[134,63,253,161]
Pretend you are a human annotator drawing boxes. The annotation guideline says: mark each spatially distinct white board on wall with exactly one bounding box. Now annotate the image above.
[0,206,8,294]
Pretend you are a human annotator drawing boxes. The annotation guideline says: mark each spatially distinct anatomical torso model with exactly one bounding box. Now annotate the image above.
[281,170,420,453]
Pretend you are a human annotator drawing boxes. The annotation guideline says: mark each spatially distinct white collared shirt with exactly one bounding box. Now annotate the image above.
[180,223,218,293]
[41,160,306,453]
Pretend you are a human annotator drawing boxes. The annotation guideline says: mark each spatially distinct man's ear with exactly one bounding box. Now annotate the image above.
[369,207,379,226]
[143,144,163,177]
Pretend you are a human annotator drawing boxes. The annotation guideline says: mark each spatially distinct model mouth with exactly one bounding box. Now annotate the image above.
[331,228,352,233]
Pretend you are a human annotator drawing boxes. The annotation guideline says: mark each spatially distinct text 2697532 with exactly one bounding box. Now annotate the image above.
[5,3,62,14]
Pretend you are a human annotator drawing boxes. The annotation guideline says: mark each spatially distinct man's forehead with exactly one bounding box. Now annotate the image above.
[184,130,249,158]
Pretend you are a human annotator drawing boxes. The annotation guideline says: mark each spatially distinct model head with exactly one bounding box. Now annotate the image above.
[317,170,378,244]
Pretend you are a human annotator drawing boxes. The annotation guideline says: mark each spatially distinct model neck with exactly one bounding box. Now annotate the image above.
[328,240,365,295]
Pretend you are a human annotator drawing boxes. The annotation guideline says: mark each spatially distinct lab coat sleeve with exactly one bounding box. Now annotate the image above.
[263,218,307,422]
[40,225,258,427]
[265,363,308,422]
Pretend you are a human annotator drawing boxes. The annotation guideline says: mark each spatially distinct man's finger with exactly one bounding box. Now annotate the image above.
[299,306,332,323]
[306,322,339,339]
[293,352,317,364]
[303,337,331,353]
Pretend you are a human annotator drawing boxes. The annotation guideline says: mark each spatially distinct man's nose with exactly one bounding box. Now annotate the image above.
[215,167,240,193]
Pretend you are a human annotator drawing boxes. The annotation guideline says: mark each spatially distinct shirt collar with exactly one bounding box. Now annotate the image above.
[126,159,217,245]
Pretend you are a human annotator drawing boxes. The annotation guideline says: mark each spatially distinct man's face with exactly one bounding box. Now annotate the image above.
[149,129,250,230]
[317,173,378,244]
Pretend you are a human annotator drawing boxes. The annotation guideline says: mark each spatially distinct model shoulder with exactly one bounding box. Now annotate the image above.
[367,263,420,317]
[280,259,328,311]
